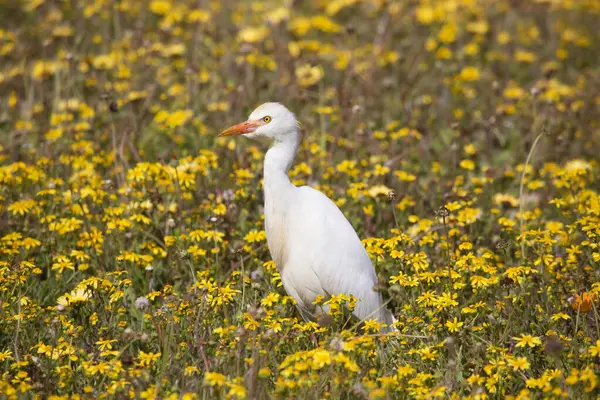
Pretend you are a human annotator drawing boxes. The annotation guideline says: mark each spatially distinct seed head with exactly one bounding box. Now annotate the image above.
[250,269,264,282]
[387,190,396,203]
[236,327,247,338]
[352,383,367,397]
[262,328,276,340]
[496,239,509,250]
[178,249,189,260]
[435,206,450,219]
[135,296,150,310]
[123,328,135,338]
[330,337,346,352]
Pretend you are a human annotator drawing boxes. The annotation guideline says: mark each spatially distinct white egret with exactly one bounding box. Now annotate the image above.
[219,102,395,331]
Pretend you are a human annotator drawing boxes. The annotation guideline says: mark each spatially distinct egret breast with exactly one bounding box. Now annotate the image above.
[265,205,289,272]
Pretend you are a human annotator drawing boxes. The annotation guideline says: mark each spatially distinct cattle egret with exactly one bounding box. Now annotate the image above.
[219,102,395,331]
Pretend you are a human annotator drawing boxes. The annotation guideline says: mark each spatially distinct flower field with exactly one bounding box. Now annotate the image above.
[1,0,600,398]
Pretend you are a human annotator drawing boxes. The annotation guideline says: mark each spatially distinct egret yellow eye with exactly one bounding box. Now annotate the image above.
[263,116,272,123]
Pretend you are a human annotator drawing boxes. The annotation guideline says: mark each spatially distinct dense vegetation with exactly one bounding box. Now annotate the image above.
[1,0,600,398]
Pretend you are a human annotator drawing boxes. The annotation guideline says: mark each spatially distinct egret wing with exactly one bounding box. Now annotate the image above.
[283,186,391,324]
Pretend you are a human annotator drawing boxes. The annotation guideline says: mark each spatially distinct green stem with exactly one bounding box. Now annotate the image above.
[519,129,545,260]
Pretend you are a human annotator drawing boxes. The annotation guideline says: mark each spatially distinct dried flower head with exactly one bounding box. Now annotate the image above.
[496,239,509,250]
[387,190,396,203]
[435,206,450,219]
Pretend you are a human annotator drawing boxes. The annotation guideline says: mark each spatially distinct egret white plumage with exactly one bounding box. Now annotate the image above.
[219,102,395,331]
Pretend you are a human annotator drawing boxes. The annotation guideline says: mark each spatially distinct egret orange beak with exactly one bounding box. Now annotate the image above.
[218,120,260,137]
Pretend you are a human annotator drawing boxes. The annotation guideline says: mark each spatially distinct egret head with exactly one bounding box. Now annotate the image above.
[218,102,299,142]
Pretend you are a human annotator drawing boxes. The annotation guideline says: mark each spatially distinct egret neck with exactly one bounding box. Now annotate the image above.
[263,134,300,270]
[263,135,299,190]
